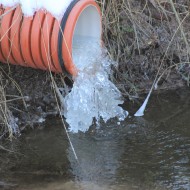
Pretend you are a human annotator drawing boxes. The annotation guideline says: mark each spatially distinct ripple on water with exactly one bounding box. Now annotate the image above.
[0,89,190,190]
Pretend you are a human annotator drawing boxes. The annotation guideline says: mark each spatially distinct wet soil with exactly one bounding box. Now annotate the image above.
[0,64,60,131]
[2,58,187,129]
[103,0,190,98]
[0,60,187,136]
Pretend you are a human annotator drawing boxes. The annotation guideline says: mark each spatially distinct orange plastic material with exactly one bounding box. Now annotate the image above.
[61,0,102,75]
[10,6,25,66]
[1,7,17,64]
[51,19,62,72]
[20,16,38,68]
[41,13,57,72]
[0,0,101,75]
[0,7,6,63]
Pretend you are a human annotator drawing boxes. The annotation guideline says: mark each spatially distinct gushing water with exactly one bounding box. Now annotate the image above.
[63,37,128,133]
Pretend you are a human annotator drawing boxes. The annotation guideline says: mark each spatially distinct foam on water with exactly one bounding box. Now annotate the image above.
[63,37,128,133]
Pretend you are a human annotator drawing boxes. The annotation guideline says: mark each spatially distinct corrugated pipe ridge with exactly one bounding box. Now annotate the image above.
[0,0,102,76]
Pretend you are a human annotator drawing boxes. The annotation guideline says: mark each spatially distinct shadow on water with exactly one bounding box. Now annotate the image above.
[0,88,190,190]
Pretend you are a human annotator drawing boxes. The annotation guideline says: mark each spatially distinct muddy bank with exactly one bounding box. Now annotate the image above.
[0,0,190,136]
[101,0,190,97]
[0,65,59,137]
[0,61,187,138]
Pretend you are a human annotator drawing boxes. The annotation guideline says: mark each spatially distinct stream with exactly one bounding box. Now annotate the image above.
[0,88,190,190]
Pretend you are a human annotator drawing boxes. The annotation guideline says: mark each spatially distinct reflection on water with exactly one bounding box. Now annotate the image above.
[0,88,190,190]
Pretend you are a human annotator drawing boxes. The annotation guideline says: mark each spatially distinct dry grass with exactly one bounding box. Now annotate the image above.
[98,0,190,99]
[0,71,20,139]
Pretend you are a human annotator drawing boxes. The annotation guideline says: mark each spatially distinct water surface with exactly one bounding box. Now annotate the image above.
[0,88,190,190]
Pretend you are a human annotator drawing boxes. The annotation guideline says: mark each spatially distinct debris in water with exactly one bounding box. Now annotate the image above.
[134,91,151,117]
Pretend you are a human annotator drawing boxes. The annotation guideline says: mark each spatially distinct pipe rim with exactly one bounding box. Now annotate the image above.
[58,0,102,76]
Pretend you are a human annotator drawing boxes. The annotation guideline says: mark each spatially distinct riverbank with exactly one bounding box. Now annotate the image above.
[0,0,190,137]
[0,61,187,139]
[100,0,190,97]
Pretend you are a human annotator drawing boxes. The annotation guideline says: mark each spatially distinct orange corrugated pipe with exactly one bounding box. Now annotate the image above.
[0,0,102,76]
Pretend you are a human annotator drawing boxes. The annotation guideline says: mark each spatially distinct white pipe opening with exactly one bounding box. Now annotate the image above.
[73,5,101,38]
[72,5,102,70]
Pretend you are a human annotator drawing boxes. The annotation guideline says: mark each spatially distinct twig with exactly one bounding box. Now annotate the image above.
[0,5,18,19]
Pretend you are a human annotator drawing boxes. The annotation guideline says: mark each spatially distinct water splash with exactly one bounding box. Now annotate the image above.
[63,37,128,133]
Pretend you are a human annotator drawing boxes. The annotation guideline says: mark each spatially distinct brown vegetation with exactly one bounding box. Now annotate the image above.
[98,0,190,98]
